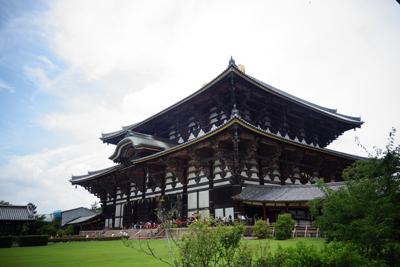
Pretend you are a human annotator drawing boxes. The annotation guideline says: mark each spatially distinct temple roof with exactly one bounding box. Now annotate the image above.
[232,182,346,203]
[109,130,176,162]
[71,113,365,184]
[101,59,363,142]
[0,205,36,221]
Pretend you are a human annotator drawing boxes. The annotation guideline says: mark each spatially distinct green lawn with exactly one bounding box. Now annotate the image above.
[0,238,326,267]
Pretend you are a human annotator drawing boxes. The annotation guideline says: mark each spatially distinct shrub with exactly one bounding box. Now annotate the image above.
[252,219,272,239]
[274,213,295,240]
[37,224,57,236]
[64,225,75,236]
[49,236,123,243]
[56,229,64,237]
[251,241,386,267]
[178,219,246,266]
[19,235,49,247]
[0,236,13,248]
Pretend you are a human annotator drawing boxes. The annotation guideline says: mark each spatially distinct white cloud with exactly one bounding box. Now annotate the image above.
[1,0,400,215]
[0,139,115,214]
[0,79,14,93]
[37,55,60,71]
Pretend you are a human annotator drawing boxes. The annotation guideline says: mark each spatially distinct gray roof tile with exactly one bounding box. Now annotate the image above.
[0,205,36,221]
[71,115,365,183]
[233,182,346,202]
[101,62,362,141]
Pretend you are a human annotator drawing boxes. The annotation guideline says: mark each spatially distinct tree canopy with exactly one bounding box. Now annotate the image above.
[308,128,400,261]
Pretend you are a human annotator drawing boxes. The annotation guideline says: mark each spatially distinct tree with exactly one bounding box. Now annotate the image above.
[38,224,57,236]
[27,202,46,220]
[122,197,270,267]
[308,128,400,260]
[274,213,295,240]
[0,200,11,205]
[90,201,102,213]
[64,225,75,236]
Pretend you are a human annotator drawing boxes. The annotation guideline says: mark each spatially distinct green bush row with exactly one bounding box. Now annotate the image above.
[18,235,49,247]
[237,240,388,267]
[49,236,125,243]
[0,236,13,248]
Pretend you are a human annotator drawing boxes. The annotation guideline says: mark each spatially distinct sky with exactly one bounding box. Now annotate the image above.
[0,0,399,215]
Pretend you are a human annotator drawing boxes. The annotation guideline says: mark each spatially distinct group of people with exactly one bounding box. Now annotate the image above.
[132,221,156,229]
[238,214,251,224]
[216,214,233,223]
[111,231,129,237]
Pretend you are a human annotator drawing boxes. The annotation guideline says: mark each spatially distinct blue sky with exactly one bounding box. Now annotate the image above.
[1,0,400,214]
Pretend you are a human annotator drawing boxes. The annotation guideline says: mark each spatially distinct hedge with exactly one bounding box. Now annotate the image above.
[19,235,49,247]
[49,236,125,243]
[0,236,13,248]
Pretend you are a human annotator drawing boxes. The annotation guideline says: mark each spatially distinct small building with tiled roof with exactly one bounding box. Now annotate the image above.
[0,205,36,236]
[232,182,346,223]
[70,58,363,229]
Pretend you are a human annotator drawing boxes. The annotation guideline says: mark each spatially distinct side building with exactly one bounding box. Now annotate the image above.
[70,58,363,228]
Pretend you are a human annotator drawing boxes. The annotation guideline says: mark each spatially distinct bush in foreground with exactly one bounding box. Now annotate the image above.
[253,241,386,267]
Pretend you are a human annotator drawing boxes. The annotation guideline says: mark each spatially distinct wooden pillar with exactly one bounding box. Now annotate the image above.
[232,176,242,220]
[285,203,289,214]
[263,203,267,221]
[209,179,214,218]
[182,183,188,220]
[181,164,188,220]
[126,183,131,227]
[208,160,215,219]
[112,186,116,229]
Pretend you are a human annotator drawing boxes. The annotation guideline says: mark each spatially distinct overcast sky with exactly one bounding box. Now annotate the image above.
[1,0,399,214]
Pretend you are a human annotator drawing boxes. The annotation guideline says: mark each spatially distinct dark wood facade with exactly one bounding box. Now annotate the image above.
[71,59,363,228]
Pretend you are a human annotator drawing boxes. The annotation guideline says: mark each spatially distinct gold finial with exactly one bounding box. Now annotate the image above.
[238,64,245,73]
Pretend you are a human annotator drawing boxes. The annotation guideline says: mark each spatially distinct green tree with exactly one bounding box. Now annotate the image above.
[308,128,400,261]
[38,224,57,236]
[252,219,272,239]
[27,202,46,220]
[274,213,295,240]
[90,201,103,213]
[179,219,246,266]
[0,200,11,205]
[64,225,75,236]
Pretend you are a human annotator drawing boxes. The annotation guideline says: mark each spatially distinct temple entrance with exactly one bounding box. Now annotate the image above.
[243,205,264,222]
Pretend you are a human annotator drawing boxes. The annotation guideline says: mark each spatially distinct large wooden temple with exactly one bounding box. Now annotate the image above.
[70,58,363,228]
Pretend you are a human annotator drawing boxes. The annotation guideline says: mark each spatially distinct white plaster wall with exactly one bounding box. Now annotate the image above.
[225,207,234,218]
[198,191,209,208]
[188,192,197,209]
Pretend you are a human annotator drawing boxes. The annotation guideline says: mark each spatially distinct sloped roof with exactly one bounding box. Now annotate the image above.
[101,60,362,142]
[109,131,176,161]
[66,213,101,225]
[61,207,100,226]
[232,182,346,203]
[71,114,365,184]
[0,205,36,221]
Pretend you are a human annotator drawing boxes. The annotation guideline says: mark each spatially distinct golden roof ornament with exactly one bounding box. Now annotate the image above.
[238,64,245,73]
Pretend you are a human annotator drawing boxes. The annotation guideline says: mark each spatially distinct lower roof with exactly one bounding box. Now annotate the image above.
[0,205,36,221]
[71,115,365,184]
[232,182,346,203]
[66,213,101,225]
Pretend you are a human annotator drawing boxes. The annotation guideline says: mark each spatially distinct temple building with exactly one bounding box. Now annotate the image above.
[70,58,363,228]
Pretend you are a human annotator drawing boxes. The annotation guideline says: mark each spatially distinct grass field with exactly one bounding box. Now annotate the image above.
[0,238,326,267]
